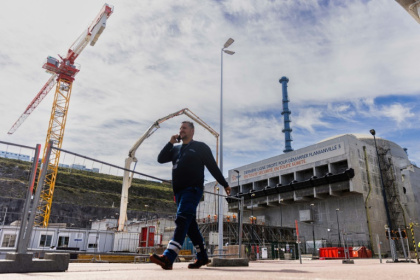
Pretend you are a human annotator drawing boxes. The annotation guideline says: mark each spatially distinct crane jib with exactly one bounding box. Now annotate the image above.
[8,3,113,134]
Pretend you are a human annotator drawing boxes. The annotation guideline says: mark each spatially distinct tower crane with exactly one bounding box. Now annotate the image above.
[8,4,113,227]
[118,108,219,231]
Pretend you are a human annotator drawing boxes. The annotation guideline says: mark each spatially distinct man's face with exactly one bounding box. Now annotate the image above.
[179,123,194,140]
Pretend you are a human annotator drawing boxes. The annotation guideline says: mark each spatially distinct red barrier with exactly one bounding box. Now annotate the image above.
[319,247,354,259]
[351,246,372,258]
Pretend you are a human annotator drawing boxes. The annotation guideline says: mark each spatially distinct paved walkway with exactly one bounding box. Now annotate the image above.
[1,259,419,280]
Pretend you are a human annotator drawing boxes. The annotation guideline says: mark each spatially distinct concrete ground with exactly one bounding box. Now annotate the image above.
[0,258,419,280]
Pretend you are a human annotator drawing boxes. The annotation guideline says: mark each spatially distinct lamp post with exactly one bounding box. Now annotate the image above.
[310,203,316,257]
[279,198,284,241]
[234,170,241,243]
[219,37,235,174]
[218,38,235,255]
[370,129,392,230]
[336,208,341,246]
[251,193,255,245]
[327,228,331,244]
[396,0,420,24]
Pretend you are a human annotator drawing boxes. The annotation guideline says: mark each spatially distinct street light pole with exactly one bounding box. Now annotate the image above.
[219,37,234,174]
[336,208,341,246]
[218,38,235,256]
[251,193,255,246]
[279,198,284,241]
[310,203,316,257]
[370,129,393,230]
[234,169,241,244]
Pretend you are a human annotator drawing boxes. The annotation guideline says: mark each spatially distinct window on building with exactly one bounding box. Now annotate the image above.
[280,173,294,185]
[87,234,98,249]
[242,183,253,194]
[57,236,69,248]
[296,168,314,181]
[330,160,348,174]
[315,165,329,177]
[39,234,53,247]
[2,234,16,247]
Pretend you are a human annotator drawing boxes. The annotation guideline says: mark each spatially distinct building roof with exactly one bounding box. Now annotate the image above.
[318,133,382,143]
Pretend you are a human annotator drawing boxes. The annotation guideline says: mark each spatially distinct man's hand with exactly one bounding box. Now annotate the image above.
[225,186,231,196]
[169,134,180,144]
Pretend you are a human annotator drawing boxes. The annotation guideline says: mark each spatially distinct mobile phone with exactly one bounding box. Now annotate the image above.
[177,135,181,142]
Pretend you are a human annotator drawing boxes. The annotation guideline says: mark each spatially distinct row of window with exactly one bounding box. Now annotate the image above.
[233,160,349,196]
[0,233,93,248]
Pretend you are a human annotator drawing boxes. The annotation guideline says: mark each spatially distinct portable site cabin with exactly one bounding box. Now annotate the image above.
[0,224,114,257]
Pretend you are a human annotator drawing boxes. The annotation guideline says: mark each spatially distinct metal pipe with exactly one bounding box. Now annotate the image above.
[370,130,393,229]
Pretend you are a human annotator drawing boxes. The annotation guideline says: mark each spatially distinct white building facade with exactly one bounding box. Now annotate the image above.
[225,134,419,253]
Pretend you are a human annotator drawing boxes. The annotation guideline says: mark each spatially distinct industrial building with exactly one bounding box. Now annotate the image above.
[223,133,419,254]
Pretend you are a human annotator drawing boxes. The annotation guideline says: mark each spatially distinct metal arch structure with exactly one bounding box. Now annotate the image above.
[118,108,219,231]
[8,4,113,227]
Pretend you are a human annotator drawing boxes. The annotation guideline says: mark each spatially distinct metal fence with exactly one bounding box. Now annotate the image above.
[0,140,246,261]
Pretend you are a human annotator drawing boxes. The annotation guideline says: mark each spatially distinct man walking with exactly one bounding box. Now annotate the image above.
[151,121,231,270]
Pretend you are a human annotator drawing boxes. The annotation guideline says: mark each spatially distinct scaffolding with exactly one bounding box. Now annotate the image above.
[198,221,296,245]
[376,145,406,230]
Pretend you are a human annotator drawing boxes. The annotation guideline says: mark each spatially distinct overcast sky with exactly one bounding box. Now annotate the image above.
[1,0,419,183]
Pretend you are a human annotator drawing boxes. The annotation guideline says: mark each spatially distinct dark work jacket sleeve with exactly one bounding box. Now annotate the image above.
[200,143,229,188]
[157,142,175,164]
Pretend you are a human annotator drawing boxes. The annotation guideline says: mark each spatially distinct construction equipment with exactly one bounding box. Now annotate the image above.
[118,108,219,231]
[8,4,113,227]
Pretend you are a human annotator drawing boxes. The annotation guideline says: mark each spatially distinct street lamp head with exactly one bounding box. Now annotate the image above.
[396,0,420,24]
[223,50,235,55]
[223,38,234,48]
[233,169,239,174]
[369,129,376,136]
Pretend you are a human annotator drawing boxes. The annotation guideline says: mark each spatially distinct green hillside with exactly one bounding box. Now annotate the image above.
[0,157,176,227]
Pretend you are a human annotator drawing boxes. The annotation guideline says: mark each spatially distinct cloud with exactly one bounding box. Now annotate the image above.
[377,103,415,126]
[1,0,420,181]
[294,107,330,134]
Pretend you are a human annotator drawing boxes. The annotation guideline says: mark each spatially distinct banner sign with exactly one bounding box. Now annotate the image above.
[231,142,345,182]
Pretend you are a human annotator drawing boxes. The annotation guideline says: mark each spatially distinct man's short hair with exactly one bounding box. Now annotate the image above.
[182,121,194,129]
